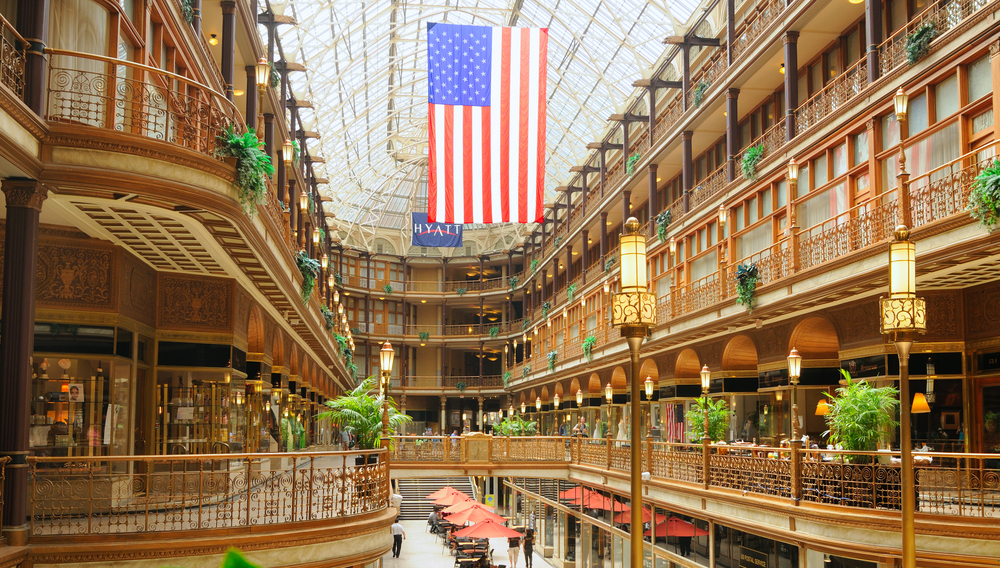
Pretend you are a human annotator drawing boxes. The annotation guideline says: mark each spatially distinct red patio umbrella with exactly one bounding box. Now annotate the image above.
[445,505,507,525]
[644,517,709,537]
[426,486,460,499]
[434,491,472,506]
[612,506,667,525]
[575,493,630,513]
[442,499,496,514]
[453,520,523,539]
[559,487,599,500]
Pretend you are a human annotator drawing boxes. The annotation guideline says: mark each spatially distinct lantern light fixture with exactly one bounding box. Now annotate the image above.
[509,404,514,417]
[894,87,909,123]
[718,205,727,227]
[553,393,560,409]
[576,389,584,405]
[644,376,654,399]
[605,382,613,403]
[669,236,676,256]
[521,402,526,413]
[536,397,542,411]
[328,273,335,288]
[603,280,610,295]
[334,290,340,303]
[255,57,270,88]
[283,139,294,166]
[321,253,329,270]
[618,217,647,294]
[787,348,802,384]
[787,158,799,182]
[700,365,711,394]
[299,190,308,212]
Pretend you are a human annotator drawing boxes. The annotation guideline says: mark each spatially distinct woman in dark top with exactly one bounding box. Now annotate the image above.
[523,529,535,568]
[507,535,521,568]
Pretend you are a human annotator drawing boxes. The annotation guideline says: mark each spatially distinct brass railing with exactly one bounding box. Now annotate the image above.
[29,449,389,536]
[731,0,786,61]
[45,49,243,156]
[795,58,868,134]
[392,437,1000,518]
[878,0,996,77]
[0,13,27,98]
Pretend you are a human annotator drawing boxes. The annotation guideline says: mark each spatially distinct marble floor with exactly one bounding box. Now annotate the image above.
[382,520,552,568]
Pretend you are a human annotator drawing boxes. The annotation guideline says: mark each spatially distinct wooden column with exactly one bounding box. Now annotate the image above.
[221,1,237,101]
[783,32,800,141]
[17,0,49,115]
[600,212,608,259]
[647,163,658,235]
[726,0,736,65]
[264,113,275,163]
[0,180,48,546]
[681,44,691,111]
[682,131,693,212]
[581,230,589,286]
[192,0,202,34]
[566,245,573,284]
[622,190,631,226]
[479,341,484,384]
[288,178,297,235]
[991,42,1000,144]
[599,148,607,197]
[865,0,882,84]
[541,269,548,303]
[245,66,258,127]
[726,89,740,182]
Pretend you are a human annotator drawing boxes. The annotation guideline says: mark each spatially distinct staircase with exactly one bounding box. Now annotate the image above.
[396,476,476,520]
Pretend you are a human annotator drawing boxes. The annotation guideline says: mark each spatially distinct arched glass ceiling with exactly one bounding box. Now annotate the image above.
[268,0,701,250]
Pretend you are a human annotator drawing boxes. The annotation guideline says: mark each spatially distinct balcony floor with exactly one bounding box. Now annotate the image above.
[383,520,555,568]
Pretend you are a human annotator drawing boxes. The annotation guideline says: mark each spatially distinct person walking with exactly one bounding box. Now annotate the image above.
[390,518,406,558]
[507,533,522,568]
[523,529,536,568]
[678,535,692,557]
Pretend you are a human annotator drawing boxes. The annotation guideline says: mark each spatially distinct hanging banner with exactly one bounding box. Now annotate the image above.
[411,212,463,247]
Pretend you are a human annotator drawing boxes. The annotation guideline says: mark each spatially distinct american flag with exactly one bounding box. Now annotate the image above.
[426,23,548,224]
[664,403,684,443]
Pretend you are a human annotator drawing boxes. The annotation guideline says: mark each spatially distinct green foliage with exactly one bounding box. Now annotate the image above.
[215,126,275,217]
[906,23,937,65]
[522,365,531,379]
[502,371,512,389]
[320,305,335,332]
[291,139,301,164]
[456,287,467,296]
[220,548,262,568]
[625,152,641,177]
[604,255,616,273]
[492,415,538,436]
[582,335,598,362]
[567,283,577,302]
[530,259,540,274]
[347,362,358,381]
[280,415,305,452]
[334,272,343,286]
[655,210,672,243]
[509,275,519,290]
[967,159,1000,230]
[693,81,710,108]
[419,331,431,342]
[553,236,563,247]
[740,144,765,181]
[295,250,321,305]
[547,350,558,371]
[687,397,730,442]
[456,381,467,392]
[522,318,531,331]
[541,301,552,319]
[269,64,280,88]
[334,333,353,363]
[734,262,761,313]
[489,326,501,339]
[180,0,195,24]
[382,283,393,295]
[823,370,899,457]
[319,377,411,449]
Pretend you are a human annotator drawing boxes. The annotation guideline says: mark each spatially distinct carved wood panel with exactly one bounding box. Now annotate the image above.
[35,238,117,310]
[157,273,234,333]
[964,281,1000,340]
[119,251,156,327]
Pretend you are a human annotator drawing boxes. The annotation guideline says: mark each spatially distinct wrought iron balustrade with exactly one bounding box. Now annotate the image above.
[0,13,26,98]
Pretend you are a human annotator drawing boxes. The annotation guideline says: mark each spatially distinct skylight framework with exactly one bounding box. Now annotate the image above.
[268,0,701,251]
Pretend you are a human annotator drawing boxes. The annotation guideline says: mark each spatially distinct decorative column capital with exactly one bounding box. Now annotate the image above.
[783,30,800,44]
[681,130,693,141]
[727,87,740,99]
[221,0,237,14]
[990,41,1000,59]
[2,179,48,211]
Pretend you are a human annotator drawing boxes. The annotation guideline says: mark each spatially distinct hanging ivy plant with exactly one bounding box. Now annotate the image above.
[334,334,352,363]
[693,81,710,108]
[530,259,540,274]
[419,331,431,342]
[509,275,519,290]
[268,63,280,88]
[740,144,765,181]
[967,159,1000,230]
[906,23,937,65]
[334,272,343,286]
[320,305,335,332]
[180,0,195,24]
[541,301,552,319]
[604,255,616,273]
[625,152,641,177]
[295,250,321,305]
[215,126,275,217]
[291,139,301,165]
[582,335,598,362]
[456,287,467,296]
[382,283,393,295]
[347,363,358,380]
[553,236,563,247]
[456,381,467,393]
[547,350,558,371]
[521,318,531,331]
[734,262,761,313]
[522,365,531,379]
[567,283,578,302]
[502,371,512,389]
[655,210,672,243]
[489,326,501,339]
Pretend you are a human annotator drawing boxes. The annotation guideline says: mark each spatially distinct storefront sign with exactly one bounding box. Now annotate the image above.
[739,546,768,568]
[841,355,885,379]
[978,351,1000,373]
[411,212,463,247]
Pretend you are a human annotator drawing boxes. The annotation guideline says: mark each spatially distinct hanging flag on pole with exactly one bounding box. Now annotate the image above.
[426,22,548,224]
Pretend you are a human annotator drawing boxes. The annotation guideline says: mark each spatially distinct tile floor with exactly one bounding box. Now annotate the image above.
[383,521,551,568]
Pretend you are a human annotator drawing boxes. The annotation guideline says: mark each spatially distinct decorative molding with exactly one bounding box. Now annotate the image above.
[1,178,48,210]
[157,273,234,333]
[119,251,157,328]
[155,329,236,345]
[35,239,117,310]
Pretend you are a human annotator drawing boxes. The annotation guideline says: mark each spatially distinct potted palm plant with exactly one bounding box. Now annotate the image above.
[823,370,899,461]
[319,377,412,465]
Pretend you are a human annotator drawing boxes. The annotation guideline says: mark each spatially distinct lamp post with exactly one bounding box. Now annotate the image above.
[254,57,269,137]
[894,88,912,228]
[379,341,395,438]
[610,217,655,568]
[700,365,711,442]
[787,348,802,441]
[880,225,926,568]
[644,376,654,435]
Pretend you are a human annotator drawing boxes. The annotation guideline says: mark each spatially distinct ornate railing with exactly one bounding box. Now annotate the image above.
[797,190,898,272]
[673,272,722,318]
[795,58,868,134]
[878,0,997,77]
[394,437,1000,519]
[731,0,786,61]
[400,375,504,389]
[908,140,1000,230]
[0,13,27,98]
[45,49,243,156]
[29,450,389,536]
[689,164,729,210]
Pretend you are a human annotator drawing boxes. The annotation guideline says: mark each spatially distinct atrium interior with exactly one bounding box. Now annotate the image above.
[0,0,998,567]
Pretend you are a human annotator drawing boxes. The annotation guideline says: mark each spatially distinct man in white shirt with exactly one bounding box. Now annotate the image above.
[390,518,406,557]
